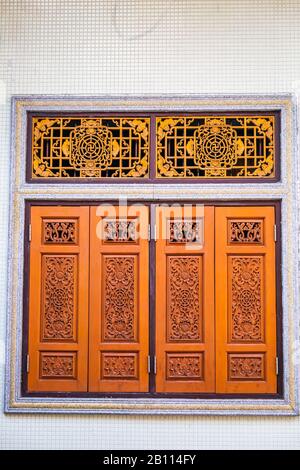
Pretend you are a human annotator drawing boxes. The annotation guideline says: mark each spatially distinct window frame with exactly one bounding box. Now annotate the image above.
[5,95,299,415]
[21,200,283,400]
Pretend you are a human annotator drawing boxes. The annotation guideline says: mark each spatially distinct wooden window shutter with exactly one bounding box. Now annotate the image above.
[89,205,149,392]
[27,206,90,392]
[215,206,277,393]
[155,206,215,393]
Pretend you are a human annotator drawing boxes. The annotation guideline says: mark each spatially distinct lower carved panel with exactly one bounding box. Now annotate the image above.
[166,353,203,380]
[101,352,138,380]
[228,353,265,381]
[40,352,77,379]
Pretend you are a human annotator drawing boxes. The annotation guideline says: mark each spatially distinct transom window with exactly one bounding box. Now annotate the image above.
[28,112,279,182]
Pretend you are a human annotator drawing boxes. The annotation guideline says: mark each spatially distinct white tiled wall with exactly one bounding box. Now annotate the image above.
[0,0,300,449]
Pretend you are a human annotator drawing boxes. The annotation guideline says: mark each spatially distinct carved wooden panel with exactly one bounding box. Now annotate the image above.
[229,219,263,244]
[31,117,150,178]
[102,256,136,342]
[28,206,89,392]
[166,353,203,380]
[229,256,263,342]
[41,255,77,341]
[40,352,76,379]
[156,116,275,178]
[168,220,202,244]
[103,219,137,243]
[228,354,265,381]
[101,353,138,380]
[155,206,215,393]
[42,219,78,244]
[89,206,149,392]
[167,256,202,341]
[215,206,277,394]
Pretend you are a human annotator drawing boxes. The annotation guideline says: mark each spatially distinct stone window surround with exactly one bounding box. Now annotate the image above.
[4,94,299,416]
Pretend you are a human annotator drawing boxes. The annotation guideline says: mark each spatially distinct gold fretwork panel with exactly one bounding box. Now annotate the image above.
[156,116,275,178]
[31,117,150,178]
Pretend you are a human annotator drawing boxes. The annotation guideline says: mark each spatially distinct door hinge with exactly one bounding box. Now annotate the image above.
[148,224,151,241]
[147,355,157,374]
[274,224,277,242]
[29,224,32,242]
[275,357,279,375]
[26,354,30,373]
[154,224,157,242]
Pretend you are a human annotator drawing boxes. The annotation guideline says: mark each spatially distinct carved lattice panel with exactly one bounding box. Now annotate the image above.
[31,117,150,178]
[103,219,138,243]
[168,219,203,244]
[156,116,275,178]
[228,219,263,244]
[42,219,78,244]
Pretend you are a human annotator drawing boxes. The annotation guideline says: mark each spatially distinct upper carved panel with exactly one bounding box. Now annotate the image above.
[31,117,150,178]
[103,220,137,243]
[229,220,263,244]
[168,220,202,244]
[43,219,78,244]
[156,116,275,178]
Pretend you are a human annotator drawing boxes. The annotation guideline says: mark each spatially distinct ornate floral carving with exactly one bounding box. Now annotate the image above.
[103,257,135,341]
[168,257,202,341]
[69,120,113,176]
[42,256,75,340]
[229,220,262,243]
[32,117,150,178]
[169,220,201,243]
[103,220,136,242]
[156,115,275,178]
[228,354,264,380]
[194,119,238,173]
[43,220,77,244]
[230,257,263,342]
[102,354,137,379]
[167,354,203,379]
[40,354,75,378]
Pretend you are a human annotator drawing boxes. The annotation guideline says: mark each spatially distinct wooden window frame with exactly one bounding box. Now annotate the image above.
[6,94,298,416]
[21,199,283,400]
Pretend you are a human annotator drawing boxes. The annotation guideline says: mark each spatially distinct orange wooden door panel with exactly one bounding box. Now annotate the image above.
[28,206,90,392]
[215,206,277,394]
[155,205,215,393]
[89,205,149,392]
